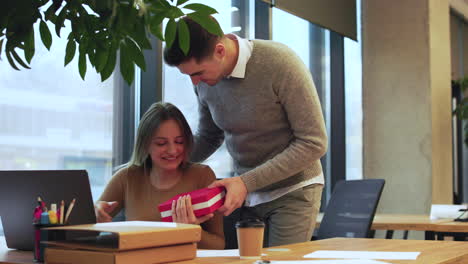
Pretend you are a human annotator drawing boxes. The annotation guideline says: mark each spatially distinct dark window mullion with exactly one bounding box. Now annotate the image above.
[112,55,135,167]
[255,0,271,40]
[140,35,164,118]
[330,31,346,189]
[232,0,250,38]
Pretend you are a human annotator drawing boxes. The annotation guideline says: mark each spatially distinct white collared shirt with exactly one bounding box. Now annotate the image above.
[226,34,253,79]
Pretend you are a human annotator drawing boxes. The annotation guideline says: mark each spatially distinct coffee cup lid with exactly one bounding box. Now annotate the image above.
[235,218,265,228]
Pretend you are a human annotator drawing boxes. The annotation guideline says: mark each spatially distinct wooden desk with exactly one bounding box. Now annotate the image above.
[3,236,468,264]
[174,238,468,264]
[0,236,32,264]
[429,220,468,240]
[370,214,450,231]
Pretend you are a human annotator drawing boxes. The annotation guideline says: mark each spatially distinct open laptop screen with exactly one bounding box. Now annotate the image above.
[0,170,96,250]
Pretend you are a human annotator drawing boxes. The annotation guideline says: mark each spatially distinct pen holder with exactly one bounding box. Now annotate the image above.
[33,223,66,263]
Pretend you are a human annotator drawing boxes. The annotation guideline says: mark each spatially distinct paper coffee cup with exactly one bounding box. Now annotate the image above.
[235,219,265,259]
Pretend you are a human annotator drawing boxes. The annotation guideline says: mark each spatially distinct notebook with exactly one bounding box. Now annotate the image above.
[0,170,96,250]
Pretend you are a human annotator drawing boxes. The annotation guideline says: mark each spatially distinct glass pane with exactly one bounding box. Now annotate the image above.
[272,8,310,68]
[163,0,236,178]
[0,23,116,233]
[344,0,363,180]
[272,8,331,195]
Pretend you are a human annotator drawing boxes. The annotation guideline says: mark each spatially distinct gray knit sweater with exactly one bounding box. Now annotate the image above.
[191,39,328,192]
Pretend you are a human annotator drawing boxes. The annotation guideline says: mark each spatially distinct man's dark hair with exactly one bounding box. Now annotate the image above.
[163,16,223,66]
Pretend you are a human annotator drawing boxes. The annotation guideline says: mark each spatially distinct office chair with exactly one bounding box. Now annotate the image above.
[315,179,385,240]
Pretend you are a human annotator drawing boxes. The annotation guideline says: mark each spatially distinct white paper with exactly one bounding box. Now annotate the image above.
[94,221,177,227]
[197,249,239,257]
[304,250,420,260]
[267,261,391,264]
[197,249,267,257]
[430,204,467,220]
[266,248,291,252]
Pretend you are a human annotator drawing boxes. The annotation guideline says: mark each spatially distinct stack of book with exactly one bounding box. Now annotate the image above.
[43,221,201,264]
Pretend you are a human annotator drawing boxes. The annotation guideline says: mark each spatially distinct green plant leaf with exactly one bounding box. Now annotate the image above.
[178,19,189,55]
[86,41,97,66]
[176,0,190,6]
[51,0,64,13]
[44,3,58,21]
[39,21,53,50]
[131,20,152,50]
[78,51,87,80]
[183,3,218,15]
[6,51,20,71]
[55,6,67,37]
[119,41,135,85]
[24,28,35,64]
[100,41,117,82]
[64,37,76,66]
[125,38,146,71]
[166,6,184,19]
[165,18,177,48]
[79,36,89,54]
[159,0,171,9]
[150,0,171,13]
[187,12,223,36]
[0,39,4,60]
[149,12,166,41]
[11,49,31,69]
[95,46,110,73]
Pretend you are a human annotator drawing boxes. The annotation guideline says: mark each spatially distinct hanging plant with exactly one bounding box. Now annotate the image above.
[0,0,222,84]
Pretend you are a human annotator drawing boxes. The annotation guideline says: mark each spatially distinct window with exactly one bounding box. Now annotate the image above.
[0,23,120,233]
[272,8,310,68]
[344,0,363,180]
[163,0,237,178]
[0,0,363,234]
[272,7,332,194]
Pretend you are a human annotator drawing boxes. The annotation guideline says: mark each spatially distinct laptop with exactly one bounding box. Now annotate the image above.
[0,170,97,250]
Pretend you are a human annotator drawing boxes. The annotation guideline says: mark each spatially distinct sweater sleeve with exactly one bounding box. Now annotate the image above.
[190,86,225,163]
[240,44,328,192]
[97,168,126,217]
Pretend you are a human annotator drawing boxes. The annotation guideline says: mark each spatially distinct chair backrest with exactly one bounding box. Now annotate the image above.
[316,179,385,240]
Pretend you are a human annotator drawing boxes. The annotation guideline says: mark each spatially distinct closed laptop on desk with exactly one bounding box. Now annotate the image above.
[0,170,96,250]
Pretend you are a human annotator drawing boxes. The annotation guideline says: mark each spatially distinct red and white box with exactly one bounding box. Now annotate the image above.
[158,187,226,222]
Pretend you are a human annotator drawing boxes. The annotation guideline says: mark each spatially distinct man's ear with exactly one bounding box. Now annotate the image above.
[213,43,226,59]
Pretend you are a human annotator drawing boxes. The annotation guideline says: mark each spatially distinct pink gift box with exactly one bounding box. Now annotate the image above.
[158,187,226,222]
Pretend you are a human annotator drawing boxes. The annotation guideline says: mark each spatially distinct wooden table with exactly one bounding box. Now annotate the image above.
[430,220,468,240]
[0,236,32,264]
[174,238,468,264]
[4,236,468,264]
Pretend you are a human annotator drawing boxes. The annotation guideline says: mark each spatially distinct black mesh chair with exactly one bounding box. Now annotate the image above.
[315,179,385,240]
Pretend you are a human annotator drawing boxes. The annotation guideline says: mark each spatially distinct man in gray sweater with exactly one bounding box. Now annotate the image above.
[164,17,328,247]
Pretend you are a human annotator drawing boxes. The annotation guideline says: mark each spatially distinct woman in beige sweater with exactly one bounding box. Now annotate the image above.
[94,102,224,249]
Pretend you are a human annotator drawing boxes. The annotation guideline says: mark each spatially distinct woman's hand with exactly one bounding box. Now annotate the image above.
[94,201,119,223]
[171,195,213,225]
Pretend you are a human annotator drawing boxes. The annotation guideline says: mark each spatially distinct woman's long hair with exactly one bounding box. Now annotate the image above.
[127,102,193,172]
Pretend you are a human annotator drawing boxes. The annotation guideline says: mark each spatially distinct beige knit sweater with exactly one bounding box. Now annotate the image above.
[191,39,328,193]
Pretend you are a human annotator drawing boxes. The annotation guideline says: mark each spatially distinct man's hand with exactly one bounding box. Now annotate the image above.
[171,195,214,225]
[208,176,247,216]
[94,201,119,223]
